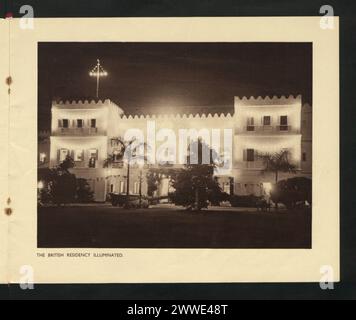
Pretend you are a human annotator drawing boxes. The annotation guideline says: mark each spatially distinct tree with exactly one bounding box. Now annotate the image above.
[58,155,75,172]
[76,178,94,203]
[45,155,77,206]
[146,170,160,197]
[104,137,146,208]
[38,156,96,205]
[208,177,230,206]
[170,139,225,211]
[257,150,298,183]
[270,177,312,209]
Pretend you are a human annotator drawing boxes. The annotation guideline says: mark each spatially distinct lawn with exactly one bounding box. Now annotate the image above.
[38,206,312,248]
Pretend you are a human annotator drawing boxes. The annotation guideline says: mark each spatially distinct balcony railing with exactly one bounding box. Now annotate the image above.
[53,127,105,136]
[111,162,124,169]
[244,125,295,134]
[72,161,95,168]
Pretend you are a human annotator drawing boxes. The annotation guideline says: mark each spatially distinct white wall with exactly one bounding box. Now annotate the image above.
[234,135,302,167]
[235,95,302,134]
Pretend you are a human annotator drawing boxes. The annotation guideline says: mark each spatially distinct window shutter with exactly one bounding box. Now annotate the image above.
[57,149,60,161]
[243,149,247,161]
[246,149,255,162]
[58,119,62,128]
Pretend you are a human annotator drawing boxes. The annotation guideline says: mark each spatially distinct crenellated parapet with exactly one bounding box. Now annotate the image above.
[51,99,121,111]
[235,94,302,106]
[120,112,233,121]
[53,98,112,105]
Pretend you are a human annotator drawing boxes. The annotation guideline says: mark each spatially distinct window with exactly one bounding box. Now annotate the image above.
[223,183,230,194]
[246,149,255,162]
[39,153,46,163]
[91,119,96,128]
[111,139,118,147]
[134,182,140,194]
[229,178,234,195]
[113,150,121,162]
[302,152,307,162]
[59,149,69,161]
[120,181,125,194]
[89,149,98,159]
[110,184,114,193]
[77,119,84,128]
[62,119,69,128]
[74,150,83,162]
[88,149,98,168]
[247,117,255,131]
[263,116,271,126]
[280,116,288,131]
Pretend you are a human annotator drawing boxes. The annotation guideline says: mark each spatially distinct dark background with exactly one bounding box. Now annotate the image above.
[38,42,312,130]
[1,0,355,300]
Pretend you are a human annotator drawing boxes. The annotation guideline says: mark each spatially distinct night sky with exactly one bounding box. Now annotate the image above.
[38,42,312,130]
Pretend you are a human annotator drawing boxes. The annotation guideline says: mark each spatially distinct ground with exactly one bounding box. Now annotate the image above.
[38,205,312,248]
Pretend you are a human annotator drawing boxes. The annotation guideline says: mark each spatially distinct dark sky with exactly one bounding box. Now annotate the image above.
[38,42,312,130]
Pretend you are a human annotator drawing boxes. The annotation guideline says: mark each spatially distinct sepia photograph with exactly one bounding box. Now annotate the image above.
[37,42,312,249]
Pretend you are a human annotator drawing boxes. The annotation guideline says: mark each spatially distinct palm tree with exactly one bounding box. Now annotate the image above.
[104,137,146,208]
[257,150,298,183]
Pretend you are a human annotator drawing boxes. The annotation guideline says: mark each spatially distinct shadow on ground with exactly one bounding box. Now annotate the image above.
[38,205,312,248]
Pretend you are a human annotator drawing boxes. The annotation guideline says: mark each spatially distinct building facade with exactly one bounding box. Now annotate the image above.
[46,95,312,201]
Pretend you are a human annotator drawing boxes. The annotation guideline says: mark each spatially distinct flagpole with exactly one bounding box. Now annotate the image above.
[89,59,108,98]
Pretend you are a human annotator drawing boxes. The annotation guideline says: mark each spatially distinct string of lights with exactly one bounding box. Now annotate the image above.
[89,59,108,97]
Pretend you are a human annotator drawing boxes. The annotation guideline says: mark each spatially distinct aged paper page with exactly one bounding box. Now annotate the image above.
[6,17,339,283]
[0,19,10,284]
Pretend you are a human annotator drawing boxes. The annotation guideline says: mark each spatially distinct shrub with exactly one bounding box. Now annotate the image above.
[50,171,77,205]
[271,177,312,209]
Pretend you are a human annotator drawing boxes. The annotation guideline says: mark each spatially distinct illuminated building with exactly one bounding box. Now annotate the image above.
[47,95,312,201]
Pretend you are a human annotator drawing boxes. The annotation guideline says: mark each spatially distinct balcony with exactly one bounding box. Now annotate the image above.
[111,162,124,169]
[242,125,297,134]
[52,127,105,136]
